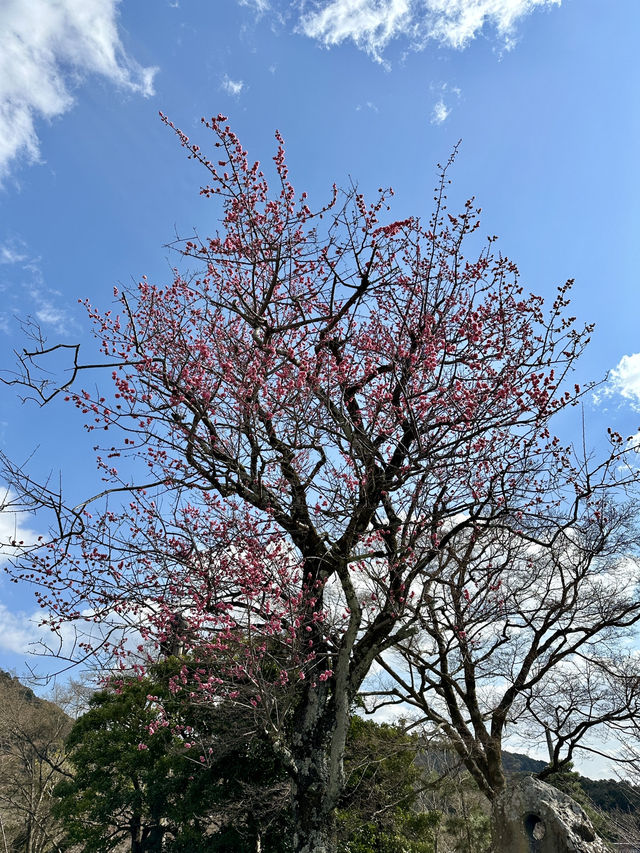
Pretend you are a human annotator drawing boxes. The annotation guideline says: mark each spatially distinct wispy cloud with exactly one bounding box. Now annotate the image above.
[221,74,245,96]
[298,0,561,62]
[0,238,77,336]
[0,0,157,182]
[355,100,379,112]
[0,245,28,265]
[238,0,271,11]
[430,81,461,125]
[300,0,410,62]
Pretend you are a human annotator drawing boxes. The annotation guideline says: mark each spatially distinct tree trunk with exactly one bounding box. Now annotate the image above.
[288,679,348,853]
[130,814,143,853]
[291,754,338,853]
[292,822,335,853]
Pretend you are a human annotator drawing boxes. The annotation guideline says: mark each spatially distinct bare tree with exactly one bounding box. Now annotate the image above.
[366,509,640,850]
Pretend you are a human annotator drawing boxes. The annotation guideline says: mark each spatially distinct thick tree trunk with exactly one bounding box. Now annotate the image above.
[283,643,355,853]
[292,821,335,853]
[130,814,143,853]
[291,751,338,853]
[289,681,346,853]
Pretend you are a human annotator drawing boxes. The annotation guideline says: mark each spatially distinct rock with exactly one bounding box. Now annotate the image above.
[491,775,608,852]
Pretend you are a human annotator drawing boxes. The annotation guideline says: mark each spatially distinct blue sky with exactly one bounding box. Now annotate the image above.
[1,0,640,772]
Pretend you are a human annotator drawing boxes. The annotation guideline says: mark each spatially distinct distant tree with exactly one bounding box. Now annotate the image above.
[596,727,640,847]
[50,675,99,722]
[337,716,434,853]
[0,671,70,853]
[580,775,640,815]
[4,114,640,851]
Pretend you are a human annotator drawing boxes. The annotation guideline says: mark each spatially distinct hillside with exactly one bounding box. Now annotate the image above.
[501,749,548,775]
[0,670,72,853]
[1,668,60,709]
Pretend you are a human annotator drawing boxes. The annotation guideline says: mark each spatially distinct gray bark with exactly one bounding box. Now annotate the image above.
[291,738,340,853]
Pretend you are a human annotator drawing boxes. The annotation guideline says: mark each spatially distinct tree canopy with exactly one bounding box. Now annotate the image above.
[4,115,640,852]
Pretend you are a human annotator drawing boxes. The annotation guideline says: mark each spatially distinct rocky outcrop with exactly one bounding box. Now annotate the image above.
[491,775,608,852]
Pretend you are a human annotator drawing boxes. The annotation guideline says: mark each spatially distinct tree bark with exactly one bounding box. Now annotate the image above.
[291,749,338,853]
[130,814,143,853]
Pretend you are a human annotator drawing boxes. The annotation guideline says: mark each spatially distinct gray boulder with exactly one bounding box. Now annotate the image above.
[491,775,608,853]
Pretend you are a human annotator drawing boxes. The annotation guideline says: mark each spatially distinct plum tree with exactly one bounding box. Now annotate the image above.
[3,115,640,852]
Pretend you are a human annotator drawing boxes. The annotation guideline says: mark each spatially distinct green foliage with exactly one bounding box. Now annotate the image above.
[53,666,291,853]
[336,718,490,853]
[337,818,436,853]
[337,716,427,852]
[53,678,495,853]
[545,763,591,805]
[53,676,196,851]
[442,807,491,853]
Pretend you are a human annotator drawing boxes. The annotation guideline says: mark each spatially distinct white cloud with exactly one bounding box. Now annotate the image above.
[0,489,147,668]
[0,604,42,655]
[298,0,561,61]
[300,0,411,62]
[605,353,640,411]
[0,0,157,182]
[422,0,561,50]
[430,98,450,125]
[0,608,39,657]
[0,245,27,265]
[32,300,71,331]
[0,494,43,658]
[0,487,39,559]
[221,74,245,96]
[0,598,116,664]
